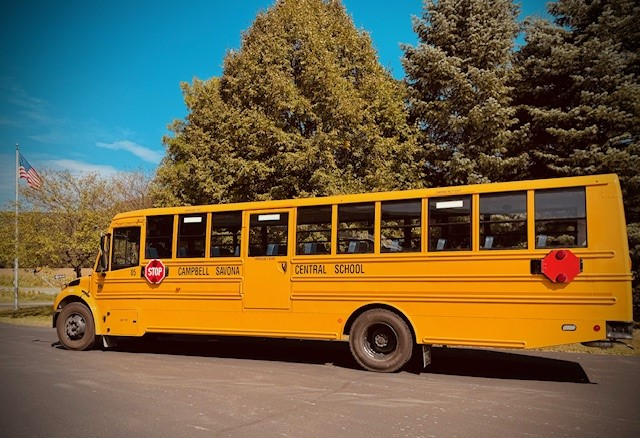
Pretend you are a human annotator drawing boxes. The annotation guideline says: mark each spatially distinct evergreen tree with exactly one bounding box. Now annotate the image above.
[153,0,419,206]
[402,0,527,187]
[514,0,640,187]
[514,0,640,317]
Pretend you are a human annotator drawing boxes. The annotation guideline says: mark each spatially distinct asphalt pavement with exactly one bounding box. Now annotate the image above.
[0,323,638,437]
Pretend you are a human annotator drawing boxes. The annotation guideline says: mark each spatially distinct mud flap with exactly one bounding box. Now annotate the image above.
[102,335,118,349]
[422,345,432,367]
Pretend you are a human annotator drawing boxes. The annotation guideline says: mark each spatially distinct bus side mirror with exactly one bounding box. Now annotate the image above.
[97,234,110,274]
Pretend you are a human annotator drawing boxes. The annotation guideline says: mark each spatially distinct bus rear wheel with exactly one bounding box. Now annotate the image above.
[349,309,413,373]
[56,302,96,351]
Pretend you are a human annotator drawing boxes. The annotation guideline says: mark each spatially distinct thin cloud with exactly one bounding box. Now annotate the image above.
[96,140,163,164]
[28,130,68,144]
[0,76,58,127]
[46,159,119,176]
[0,118,22,127]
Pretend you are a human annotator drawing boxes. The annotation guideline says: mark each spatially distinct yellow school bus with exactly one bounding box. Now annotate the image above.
[53,174,634,372]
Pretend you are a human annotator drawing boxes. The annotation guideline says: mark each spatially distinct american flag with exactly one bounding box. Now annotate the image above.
[19,153,42,189]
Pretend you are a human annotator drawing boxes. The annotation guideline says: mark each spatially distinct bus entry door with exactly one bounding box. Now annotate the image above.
[243,210,292,310]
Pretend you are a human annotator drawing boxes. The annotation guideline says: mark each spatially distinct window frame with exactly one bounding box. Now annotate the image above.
[296,205,332,256]
[380,199,422,253]
[479,191,528,251]
[248,212,289,257]
[177,213,208,259]
[111,226,141,271]
[145,215,175,259]
[534,187,587,249]
[428,195,472,252]
[337,202,375,255]
[210,211,243,258]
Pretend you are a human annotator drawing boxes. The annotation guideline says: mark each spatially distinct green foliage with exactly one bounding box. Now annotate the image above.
[513,0,640,319]
[402,0,528,187]
[0,213,14,268]
[153,0,421,206]
[0,170,153,274]
[153,0,639,318]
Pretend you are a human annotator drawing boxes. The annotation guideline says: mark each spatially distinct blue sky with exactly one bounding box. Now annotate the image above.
[0,0,550,209]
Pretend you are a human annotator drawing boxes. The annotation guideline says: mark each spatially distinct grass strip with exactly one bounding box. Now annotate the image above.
[0,305,53,327]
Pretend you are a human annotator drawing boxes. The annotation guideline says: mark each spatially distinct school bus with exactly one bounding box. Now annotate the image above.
[53,174,634,372]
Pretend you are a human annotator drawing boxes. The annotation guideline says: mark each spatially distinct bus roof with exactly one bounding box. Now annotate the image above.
[112,173,619,221]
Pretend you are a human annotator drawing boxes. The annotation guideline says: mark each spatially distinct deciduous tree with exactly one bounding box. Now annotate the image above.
[153,0,420,206]
[0,170,153,276]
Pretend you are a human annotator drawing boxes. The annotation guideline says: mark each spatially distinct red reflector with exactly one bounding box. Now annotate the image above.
[594,325,601,332]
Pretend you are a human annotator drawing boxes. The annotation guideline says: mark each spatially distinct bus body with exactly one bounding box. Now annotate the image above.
[53,174,634,372]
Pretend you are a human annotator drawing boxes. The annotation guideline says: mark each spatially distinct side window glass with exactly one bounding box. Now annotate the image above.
[338,203,374,254]
[146,215,174,259]
[428,196,471,251]
[211,211,242,257]
[480,192,527,250]
[380,199,422,253]
[177,213,207,258]
[535,187,587,248]
[296,206,331,255]
[111,227,140,270]
[249,212,289,257]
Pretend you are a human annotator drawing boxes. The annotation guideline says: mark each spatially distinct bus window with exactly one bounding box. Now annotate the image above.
[479,192,527,250]
[211,211,242,257]
[249,212,289,257]
[428,196,471,251]
[535,187,587,248]
[380,199,421,253]
[111,227,140,270]
[177,213,207,258]
[296,206,331,255]
[146,215,174,259]
[338,203,374,254]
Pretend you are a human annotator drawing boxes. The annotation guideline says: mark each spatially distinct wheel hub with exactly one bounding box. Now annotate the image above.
[374,333,389,348]
[366,323,397,356]
[65,314,86,340]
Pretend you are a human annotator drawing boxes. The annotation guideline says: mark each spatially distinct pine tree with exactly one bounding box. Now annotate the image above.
[402,0,527,187]
[153,0,419,206]
[514,0,640,186]
[513,0,640,318]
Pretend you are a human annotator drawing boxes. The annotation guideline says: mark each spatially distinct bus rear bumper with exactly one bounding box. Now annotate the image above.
[582,321,634,348]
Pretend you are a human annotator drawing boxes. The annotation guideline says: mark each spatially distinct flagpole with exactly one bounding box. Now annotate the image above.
[14,144,19,310]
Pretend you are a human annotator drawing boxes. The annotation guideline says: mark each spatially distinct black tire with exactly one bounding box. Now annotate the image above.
[349,308,413,373]
[56,302,96,351]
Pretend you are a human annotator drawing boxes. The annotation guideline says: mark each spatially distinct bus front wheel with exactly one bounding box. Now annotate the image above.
[56,302,96,351]
[349,309,413,373]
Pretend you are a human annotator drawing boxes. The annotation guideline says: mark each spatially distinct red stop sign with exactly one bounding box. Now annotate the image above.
[144,259,166,284]
[541,249,581,284]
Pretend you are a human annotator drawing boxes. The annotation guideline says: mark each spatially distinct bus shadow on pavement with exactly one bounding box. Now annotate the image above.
[424,347,591,383]
[107,335,590,383]
[112,334,359,368]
